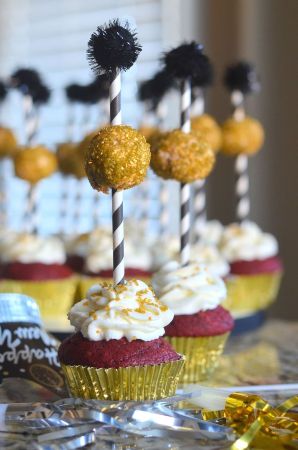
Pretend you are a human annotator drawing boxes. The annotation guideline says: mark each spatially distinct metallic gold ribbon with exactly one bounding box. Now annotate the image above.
[202,392,298,449]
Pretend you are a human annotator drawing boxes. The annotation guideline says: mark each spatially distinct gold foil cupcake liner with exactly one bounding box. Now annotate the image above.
[0,277,78,320]
[223,272,283,318]
[61,357,185,401]
[79,275,152,300]
[165,334,229,384]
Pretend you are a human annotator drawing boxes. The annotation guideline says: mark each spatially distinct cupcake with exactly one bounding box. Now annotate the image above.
[0,233,77,325]
[219,221,283,317]
[59,280,184,400]
[193,220,224,246]
[152,261,234,382]
[64,232,90,273]
[79,224,153,295]
[190,243,230,279]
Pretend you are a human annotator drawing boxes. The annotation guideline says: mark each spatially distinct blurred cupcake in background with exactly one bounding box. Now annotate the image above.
[190,242,230,279]
[194,219,225,247]
[0,233,77,325]
[64,232,90,273]
[220,221,283,318]
[152,261,234,382]
[79,221,153,296]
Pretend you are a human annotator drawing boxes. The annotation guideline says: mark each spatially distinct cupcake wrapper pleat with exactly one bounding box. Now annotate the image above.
[223,272,283,317]
[61,357,185,401]
[0,277,78,320]
[165,334,229,384]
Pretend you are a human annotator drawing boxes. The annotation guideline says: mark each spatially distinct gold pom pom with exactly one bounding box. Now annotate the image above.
[150,129,215,183]
[0,127,18,158]
[221,116,264,156]
[14,146,57,184]
[85,125,151,193]
[191,114,222,152]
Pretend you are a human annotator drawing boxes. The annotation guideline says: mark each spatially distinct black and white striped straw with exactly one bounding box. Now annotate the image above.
[180,78,191,266]
[23,93,39,234]
[231,90,250,222]
[110,69,124,285]
[156,101,169,235]
[192,88,207,241]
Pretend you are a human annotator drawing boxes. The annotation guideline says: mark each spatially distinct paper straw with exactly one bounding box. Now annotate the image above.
[110,69,124,285]
[231,90,250,222]
[192,88,207,241]
[180,78,191,266]
[23,93,39,234]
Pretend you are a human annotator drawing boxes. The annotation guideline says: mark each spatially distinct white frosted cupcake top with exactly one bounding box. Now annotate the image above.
[152,261,227,315]
[190,243,230,278]
[85,229,152,273]
[150,235,179,271]
[220,221,278,262]
[195,220,224,246]
[64,232,90,257]
[68,279,174,342]
[1,233,66,264]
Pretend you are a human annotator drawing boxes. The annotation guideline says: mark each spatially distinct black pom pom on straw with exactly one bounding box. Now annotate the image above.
[0,81,7,102]
[32,84,51,105]
[224,61,260,94]
[87,19,142,286]
[87,19,142,75]
[10,68,41,94]
[163,42,210,267]
[139,69,174,110]
[65,83,83,102]
[163,42,208,80]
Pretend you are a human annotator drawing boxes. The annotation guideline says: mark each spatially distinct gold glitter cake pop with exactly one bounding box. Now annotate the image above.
[139,125,159,142]
[57,142,78,176]
[221,116,264,156]
[14,145,57,183]
[191,114,222,152]
[0,127,18,158]
[85,125,150,193]
[151,129,215,183]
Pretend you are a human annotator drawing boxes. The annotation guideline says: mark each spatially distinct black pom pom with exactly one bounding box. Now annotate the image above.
[10,68,41,94]
[0,81,7,101]
[224,62,260,94]
[192,56,213,88]
[65,76,109,104]
[138,69,174,110]
[87,19,142,75]
[32,84,51,105]
[65,83,83,102]
[163,42,209,80]
[83,76,109,104]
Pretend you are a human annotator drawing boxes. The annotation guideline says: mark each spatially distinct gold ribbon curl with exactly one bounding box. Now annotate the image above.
[202,392,298,449]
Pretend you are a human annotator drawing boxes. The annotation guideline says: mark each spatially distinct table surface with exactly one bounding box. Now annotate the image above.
[1,319,298,449]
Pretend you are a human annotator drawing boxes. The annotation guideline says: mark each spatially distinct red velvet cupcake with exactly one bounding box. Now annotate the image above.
[59,280,184,400]
[0,233,77,323]
[152,261,234,382]
[220,222,283,317]
[79,227,152,297]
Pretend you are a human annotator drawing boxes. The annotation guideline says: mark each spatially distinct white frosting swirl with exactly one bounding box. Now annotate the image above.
[190,243,230,278]
[152,261,227,315]
[68,279,173,341]
[85,228,151,273]
[220,221,278,262]
[195,220,224,246]
[1,233,66,264]
[64,233,90,257]
[150,236,179,271]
